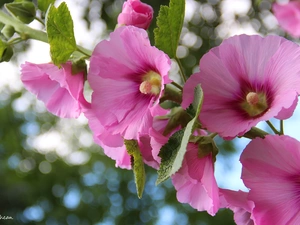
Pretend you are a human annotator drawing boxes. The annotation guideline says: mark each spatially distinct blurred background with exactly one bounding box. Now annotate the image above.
[0,0,296,224]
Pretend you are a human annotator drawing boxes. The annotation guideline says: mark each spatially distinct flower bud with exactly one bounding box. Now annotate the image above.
[1,25,15,39]
[117,0,153,29]
[5,2,36,24]
[0,45,13,62]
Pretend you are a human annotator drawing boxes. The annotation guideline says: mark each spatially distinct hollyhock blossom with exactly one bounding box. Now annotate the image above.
[21,61,88,118]
[273,1,300,37]
[117,0,153,29]
[171,143,219,216]
[188,34,300,138]
[85,109,162,169]
[88,26,171,140]
[220,189,255,225]
[241,135,300,225]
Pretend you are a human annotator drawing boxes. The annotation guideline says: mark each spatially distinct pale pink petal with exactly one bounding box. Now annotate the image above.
[84,110,131,169]
[181,73,201,109]
[172,144,219,215]
[21,62,87,118]
[220,189,255,225]
[273,2,300,37]
[241,135,300,225]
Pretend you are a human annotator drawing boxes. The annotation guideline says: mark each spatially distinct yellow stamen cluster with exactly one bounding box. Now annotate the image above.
[240,91,268,117]
[139,71,161,95]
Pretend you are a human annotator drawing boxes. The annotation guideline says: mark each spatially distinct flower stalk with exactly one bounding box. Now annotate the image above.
[0,10,92,56]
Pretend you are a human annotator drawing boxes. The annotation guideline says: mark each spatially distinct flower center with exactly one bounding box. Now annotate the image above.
[240,91,268,117]
[139,71,161,95]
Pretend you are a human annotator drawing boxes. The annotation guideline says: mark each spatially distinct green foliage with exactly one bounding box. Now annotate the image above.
[0,0,13,8]
[0,39,13,62]
[70,52,87,76]
[154,0,185,58]
[124,139,146,199]
[157,85,203,184]
[5,1,36,24]
[1,24,15,39]
[37,0,55,12]
[46,2,76,66]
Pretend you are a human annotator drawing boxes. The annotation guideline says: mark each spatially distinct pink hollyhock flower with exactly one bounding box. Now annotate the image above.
[241,135,300,225]
[220,189,255,225]
[21,61,88,118]
[171,143,219,216]
[117,0,153,29]
[188,34,300,138]
[88,26,171,140]
[273,1,300,37]
[85,109,161,169]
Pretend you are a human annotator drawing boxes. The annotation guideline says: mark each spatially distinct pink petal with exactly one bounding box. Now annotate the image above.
[220,189,255,225]
[88,26,171,139]
[241,135,300,225]
[21,62,87,118]
[273,2,300,37]
[172,144,219,215]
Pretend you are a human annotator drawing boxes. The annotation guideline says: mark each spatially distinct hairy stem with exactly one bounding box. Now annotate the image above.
[0,11,92,56]
[175,57,187,83]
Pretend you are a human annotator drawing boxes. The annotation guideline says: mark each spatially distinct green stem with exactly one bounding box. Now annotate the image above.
[0,11,92,56]
[76,46,91,57]
[35,16,45,26]
[171,81,183,90]
[280,120,284,135]
[175,57,187,83]
[0,10,48,42]
[160,84,182,104]
[242,127,268,139]
[266,120,280,135]
[7,37,23,45]
[209,132,218,139]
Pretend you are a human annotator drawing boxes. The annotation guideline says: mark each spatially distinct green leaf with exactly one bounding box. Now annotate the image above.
[124,139,146,199]
[38,0,55,12]
[154,0,185,58]
[5,2,36,24]
[46,2,76,66]
[156,85,203,184]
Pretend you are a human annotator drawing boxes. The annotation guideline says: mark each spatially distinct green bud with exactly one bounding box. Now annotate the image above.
[0,45,13,62]
[5,2,36,24]
[1,25,15,39]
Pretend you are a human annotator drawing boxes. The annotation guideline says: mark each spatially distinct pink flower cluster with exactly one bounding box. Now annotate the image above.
[182,33,300,223]
[19,0,300,224]
[273,1,300,37]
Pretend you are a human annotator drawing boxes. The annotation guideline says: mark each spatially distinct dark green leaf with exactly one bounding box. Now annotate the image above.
[154,0,185,58]
[46,2,76,66]
[156,85,203,184]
